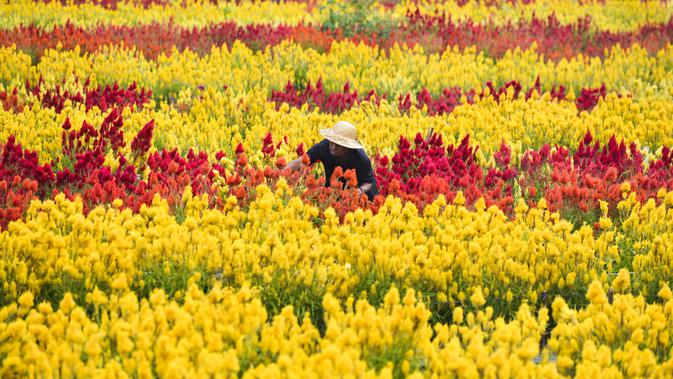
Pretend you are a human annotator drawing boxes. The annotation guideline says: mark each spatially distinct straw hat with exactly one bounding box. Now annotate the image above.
[319,121,364,149]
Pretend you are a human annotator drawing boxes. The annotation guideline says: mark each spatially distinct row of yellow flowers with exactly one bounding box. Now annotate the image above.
[0,0,319,30]
[3,42,672,102]
[1,188,673,377]
[1,0,670,32]
[2,281,671,377]
[3,83,673,167]
[2,185,672,318]
[17,41,673,98]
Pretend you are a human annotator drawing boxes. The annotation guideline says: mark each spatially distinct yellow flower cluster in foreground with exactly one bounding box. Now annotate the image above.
[2,186,672,320]
[2,83,673,166]
[0,282,551,378]
[1,273,672,377]
[2,42,673,101]
[1,0,670,32]
[550,281,673,377]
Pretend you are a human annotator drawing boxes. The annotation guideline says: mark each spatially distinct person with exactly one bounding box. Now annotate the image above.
[287,121,379,201]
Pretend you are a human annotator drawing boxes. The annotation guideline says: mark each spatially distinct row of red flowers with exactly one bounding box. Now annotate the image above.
[33,0,307,9]
[0,77,607,116]
[33,0,172,9]
[32,0,540,10]
[272,77,609,115]
[0,77,152,114]
[2,109,672,230]
[400,11,673,60]
[374,130,672,223]
[3,13,672,60]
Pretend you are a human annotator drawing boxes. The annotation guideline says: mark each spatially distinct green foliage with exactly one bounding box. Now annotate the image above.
[255,271,328,335]
[173,203,187,225]
[364,334,424,379]
[293,60,309,91]
[321,0,397,39]
[133,262,211,302]
[35,272,89,311]
[237,336,279,377]
[153,82,184,104]
[560,206,601,232]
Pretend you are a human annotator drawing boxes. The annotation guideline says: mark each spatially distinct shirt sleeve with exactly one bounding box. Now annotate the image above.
[306,139,328,165]
[354,150,376,185]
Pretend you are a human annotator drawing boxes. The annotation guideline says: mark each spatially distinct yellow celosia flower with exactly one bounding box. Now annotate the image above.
[587,281,608,305]
[658,284,672,301]
[111,273,129,290]
[470,288,486,308]
[612,269,631,293]
[17,291,34,308]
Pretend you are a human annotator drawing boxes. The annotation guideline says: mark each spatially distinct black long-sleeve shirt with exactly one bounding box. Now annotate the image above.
[306,139,379,200]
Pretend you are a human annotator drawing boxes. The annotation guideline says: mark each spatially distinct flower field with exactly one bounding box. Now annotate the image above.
[2,0,673,377]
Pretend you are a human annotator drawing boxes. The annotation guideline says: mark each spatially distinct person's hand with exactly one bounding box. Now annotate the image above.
[356,188,363,195]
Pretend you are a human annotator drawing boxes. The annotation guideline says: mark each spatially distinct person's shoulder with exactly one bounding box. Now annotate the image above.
[309,139,329,151]
[314,139,329,148]
[353,148,372,163]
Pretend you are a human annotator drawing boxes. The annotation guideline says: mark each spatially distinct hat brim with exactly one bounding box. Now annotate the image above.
[319,128,364,149]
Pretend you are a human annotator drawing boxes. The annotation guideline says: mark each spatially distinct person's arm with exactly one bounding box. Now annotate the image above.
[357,182,373,195]
[286,158,304,171]
[354,151,377,198]
[287,140,325,171]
